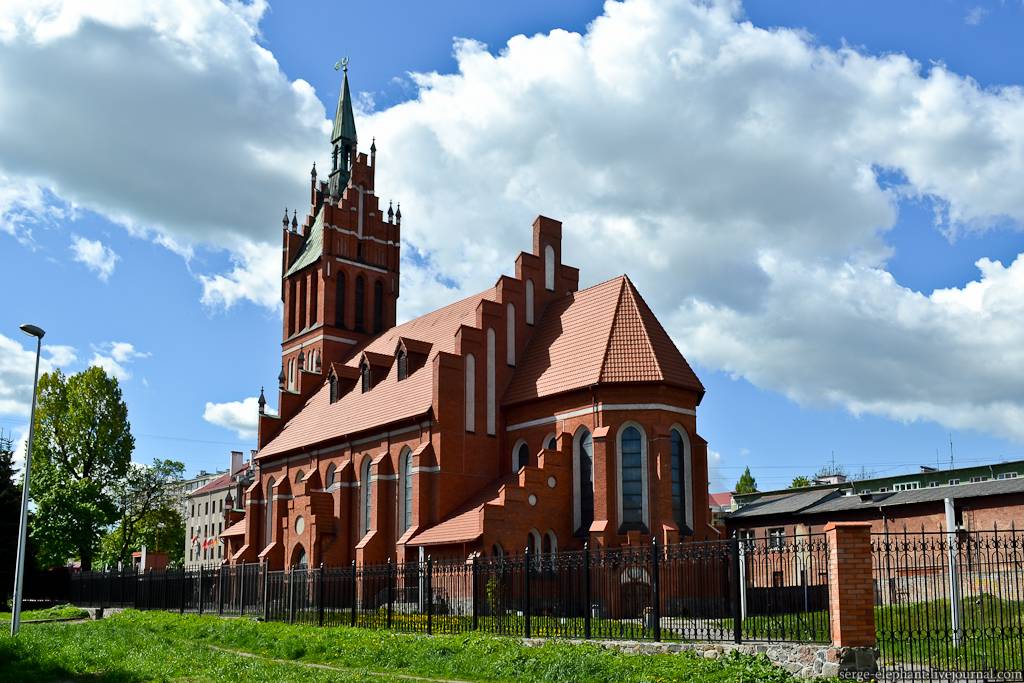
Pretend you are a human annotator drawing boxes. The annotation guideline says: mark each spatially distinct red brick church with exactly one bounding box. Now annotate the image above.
[222,69,714,569]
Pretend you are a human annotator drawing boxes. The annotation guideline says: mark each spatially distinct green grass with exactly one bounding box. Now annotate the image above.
[0,610,812,682]
[0,604,89,622]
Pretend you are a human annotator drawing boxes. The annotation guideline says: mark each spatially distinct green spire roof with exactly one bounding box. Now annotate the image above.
[331,68,357,144]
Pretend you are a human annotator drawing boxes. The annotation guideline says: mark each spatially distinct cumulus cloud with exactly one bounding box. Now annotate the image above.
[0,0,324,299]
[203,396,272,440]
[70,234,119,281]
[3,0,1024,443]
[88,341,150,382]
[0,334,76,416]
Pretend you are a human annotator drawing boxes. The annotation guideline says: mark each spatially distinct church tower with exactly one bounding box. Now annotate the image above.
[260,64,401,445]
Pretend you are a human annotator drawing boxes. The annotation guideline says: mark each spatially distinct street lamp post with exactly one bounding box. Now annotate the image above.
[11,323,45,637]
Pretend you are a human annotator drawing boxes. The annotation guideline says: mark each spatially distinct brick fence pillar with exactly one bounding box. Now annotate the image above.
[824,521,875,648]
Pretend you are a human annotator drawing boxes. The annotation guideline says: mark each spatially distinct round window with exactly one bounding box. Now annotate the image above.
[295,515,305,534]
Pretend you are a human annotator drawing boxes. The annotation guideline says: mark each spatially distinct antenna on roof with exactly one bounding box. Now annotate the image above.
[949,433,955,471]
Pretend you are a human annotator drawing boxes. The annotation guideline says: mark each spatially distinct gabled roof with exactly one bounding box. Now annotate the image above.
[709,492,734,508]
[504,275,703,404]
[258,287,495,458]
[220,518,246,537]
[284,207,324,278]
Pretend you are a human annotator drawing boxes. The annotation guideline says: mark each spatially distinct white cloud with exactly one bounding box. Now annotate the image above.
[0,0,324,303]
[3,0,1024,443]
[965,6,988,26]
[0,334,76,416]
[70,234,119,281]
[88,341,149,382]
[203,396,273,440]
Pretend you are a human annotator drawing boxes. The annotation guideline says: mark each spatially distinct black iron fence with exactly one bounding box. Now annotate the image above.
[71,535,829,644]
[873,528,1024,677]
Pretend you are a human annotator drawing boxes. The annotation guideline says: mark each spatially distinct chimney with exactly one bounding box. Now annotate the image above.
[230,450,243,474]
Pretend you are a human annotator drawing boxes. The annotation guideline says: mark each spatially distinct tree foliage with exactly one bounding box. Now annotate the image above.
[789,475,812,488]
[734,466,758,494]
[29,367,134,570]
[0,430,22,602]
[99,458,184,568]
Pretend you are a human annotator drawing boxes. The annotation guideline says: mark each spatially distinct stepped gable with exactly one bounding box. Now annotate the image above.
[258,286,495,458]
[504,275,703,405]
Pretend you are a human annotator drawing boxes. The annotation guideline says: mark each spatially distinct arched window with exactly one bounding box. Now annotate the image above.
[544,245,555,290]
[400,447,413,534]
[326,463,337,488]
[574,428,594,534]
[464,354,476,432]
[544,530,557,560]
[294,470,304,484]
[354,275,365,331]
[292,544,307,569]
[396,349,408,380]
[618,424,648,532]
[486,328,496,435]
[360,458,373,538]
[506,303,516,366]
[525,280,534,325]
[335,273,346,328]
[527,529,543,573]
[360,361,371,393]
[373,280,384,333]
[328,375,337,403]
[492,542,504,558]
[671,428,693,532]
[513,440,529,472]
[264,477,276,549]
[288,359,295,391]
[544,433,557,451]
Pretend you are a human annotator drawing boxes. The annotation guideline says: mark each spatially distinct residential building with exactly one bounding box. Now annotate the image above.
[223,68,714,570]
[185,450,252,568]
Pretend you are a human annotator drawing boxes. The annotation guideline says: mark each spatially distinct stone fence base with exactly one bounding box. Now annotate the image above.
[523,638,878,680]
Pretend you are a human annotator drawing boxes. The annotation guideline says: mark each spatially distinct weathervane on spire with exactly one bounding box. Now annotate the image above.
[334,57,349,73]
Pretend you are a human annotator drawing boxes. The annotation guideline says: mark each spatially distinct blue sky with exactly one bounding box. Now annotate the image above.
[1,0,1023,492]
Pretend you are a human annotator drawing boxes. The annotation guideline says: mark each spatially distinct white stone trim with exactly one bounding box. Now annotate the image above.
[325,222,399,247]
[506,403,696,432]
[335,256,388,274]
[372,474,399,482]
[411,465,440,474]
[282,333,358,355]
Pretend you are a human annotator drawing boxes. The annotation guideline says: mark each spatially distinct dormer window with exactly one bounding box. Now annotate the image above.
[396,349,408,381]
[329,374,338,403]
[360,361,371,393]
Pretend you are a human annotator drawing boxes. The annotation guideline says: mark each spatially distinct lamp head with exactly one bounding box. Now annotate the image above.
[19,324,45,339]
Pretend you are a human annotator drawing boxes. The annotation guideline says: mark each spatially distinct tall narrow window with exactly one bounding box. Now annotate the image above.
[360,361,371,393]
[354,275,365,331]
[486,329,496,435]
[361,458,372,538]
[288,281,297,336]
[264,477,275,549]
[329,375,337,403]
[574,429,594,534]
[373,280,384,333]
[544,245,555,290]
[396,349,408,380]
[326,463,337,487]
[671,428,693,532]
[671,430,686,530]
[298,276,307,331]
[506,303,516,366]
[464,354,476,432]
[525,280,534,325]
[618,425,647,531]
[401,447,413,534]
[335,273,346,328]
[310,273,318,325]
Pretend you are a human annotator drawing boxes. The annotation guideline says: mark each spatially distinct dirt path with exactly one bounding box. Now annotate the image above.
[204,644,475,683]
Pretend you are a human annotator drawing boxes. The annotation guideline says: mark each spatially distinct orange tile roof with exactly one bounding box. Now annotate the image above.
[408,480,509,546]
[258,287,495,458]
[188,472,232,497]
[504,276,703,404]
[220,518,246,537]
